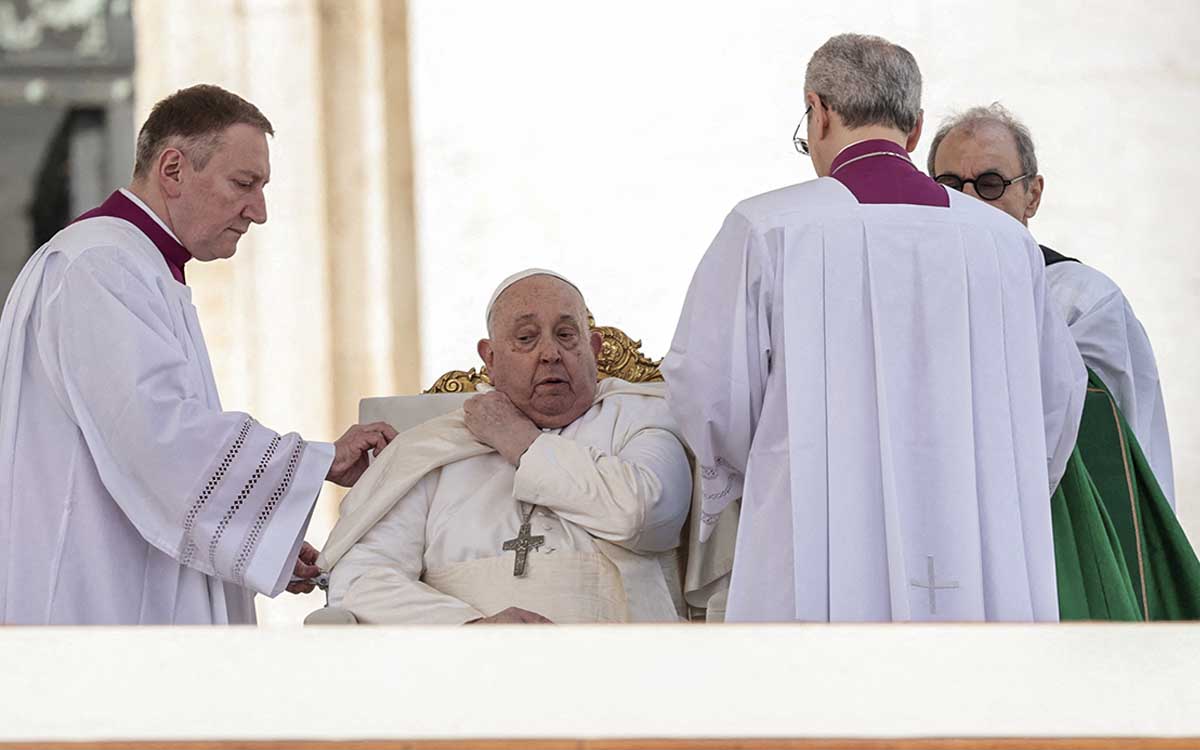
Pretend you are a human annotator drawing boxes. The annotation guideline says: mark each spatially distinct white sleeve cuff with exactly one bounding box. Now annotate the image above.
[244,440,334,596]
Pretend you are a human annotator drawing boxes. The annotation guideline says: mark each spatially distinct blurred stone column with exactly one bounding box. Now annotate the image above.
[318,0,422,432]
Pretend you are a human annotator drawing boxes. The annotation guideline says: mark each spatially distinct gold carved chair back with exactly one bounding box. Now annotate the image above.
[424,314,663,393]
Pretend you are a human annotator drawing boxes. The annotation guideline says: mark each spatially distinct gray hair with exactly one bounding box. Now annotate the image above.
[926,103,1039,188]
[804,33,923,133]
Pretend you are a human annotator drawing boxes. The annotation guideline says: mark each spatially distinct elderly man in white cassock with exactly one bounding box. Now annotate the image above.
[320,269,692,624]
[663,34,1087,622]
[0,85,396,625]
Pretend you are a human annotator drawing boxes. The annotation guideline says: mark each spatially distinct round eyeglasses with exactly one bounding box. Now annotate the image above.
[793,105,813,156]
[934,171,1030,201]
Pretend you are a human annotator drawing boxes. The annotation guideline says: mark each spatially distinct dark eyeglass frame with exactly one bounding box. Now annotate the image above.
[793,105,813,156]
[934,171,1030,201]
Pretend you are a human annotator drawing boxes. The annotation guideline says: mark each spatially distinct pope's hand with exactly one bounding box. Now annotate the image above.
[465,606,554,624]
[286,541,320,594]
[463,391,541,465]
[327,421,398,487]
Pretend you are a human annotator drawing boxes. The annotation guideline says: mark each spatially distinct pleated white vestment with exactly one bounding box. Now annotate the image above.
[0,192,333,624]
[664,177,1086,622]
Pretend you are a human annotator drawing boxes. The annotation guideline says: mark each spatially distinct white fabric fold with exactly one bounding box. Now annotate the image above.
[424,551,630,624]
[1045,260,1175,506]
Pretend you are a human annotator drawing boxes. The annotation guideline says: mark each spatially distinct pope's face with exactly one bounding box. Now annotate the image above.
[932,121,1042,225]
[479,276,602,429]
[173,123,270,261]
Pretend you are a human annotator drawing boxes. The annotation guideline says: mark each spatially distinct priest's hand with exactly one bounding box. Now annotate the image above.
[286,542,320,594]
[327,421,399,487]
[465,606,554,624]
[463,391,541,465]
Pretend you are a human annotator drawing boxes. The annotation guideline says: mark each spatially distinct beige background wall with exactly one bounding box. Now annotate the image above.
[129,0,1196,621]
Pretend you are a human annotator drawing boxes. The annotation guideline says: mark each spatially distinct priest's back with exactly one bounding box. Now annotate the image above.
[663,174,1086,622]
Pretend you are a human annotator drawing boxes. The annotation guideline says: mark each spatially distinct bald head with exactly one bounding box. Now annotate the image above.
[478,274,603,429]
[927,104,1038,181]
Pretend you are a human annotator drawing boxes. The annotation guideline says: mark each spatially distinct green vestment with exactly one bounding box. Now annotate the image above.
[1054,370,1200,620]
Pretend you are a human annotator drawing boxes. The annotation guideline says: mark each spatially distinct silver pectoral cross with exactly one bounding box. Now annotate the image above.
[501,521,545,577]
[910,555,959,615]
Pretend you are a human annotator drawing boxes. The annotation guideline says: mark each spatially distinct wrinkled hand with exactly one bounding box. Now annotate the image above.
[465,606,554,625]
[286,541,320,594]
[327,421,399,487]
[463,391,541,465]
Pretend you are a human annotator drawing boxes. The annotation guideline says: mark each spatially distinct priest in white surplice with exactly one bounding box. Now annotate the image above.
[663,34,1086,622]
[927,103,1175,506]
[0,85,395,624]
[323,270,692,624]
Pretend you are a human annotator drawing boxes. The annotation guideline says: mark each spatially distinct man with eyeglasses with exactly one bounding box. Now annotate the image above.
[664,34,1088,623]
[928,105,1200,620]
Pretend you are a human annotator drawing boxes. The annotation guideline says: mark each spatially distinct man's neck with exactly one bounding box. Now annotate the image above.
[126,180,179,239]
[829,127,909,160]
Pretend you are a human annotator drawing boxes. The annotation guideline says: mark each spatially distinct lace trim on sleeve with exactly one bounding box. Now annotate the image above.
[206,434,281,572]
[700,457,743,525]
[181,418,254,568]
[231,438,306,587]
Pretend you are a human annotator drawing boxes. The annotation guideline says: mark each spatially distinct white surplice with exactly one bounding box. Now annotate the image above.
[0,205,333,624]
[663,179,1086,623]
[1045,259,1174,506]
[327,389,692,624]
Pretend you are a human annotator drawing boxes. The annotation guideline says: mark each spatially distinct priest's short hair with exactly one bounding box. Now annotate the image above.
[805,33,922,133]
[133,84,274,177]
[925,103,1040,186]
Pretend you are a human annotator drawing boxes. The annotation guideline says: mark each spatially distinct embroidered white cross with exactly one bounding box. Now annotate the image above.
[910,555,959,615]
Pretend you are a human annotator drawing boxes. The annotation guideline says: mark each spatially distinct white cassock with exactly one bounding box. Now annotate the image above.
[327,385,692,624]
[1045,259,1174,505]
[663,180,1086,623]
[0,193,332,624]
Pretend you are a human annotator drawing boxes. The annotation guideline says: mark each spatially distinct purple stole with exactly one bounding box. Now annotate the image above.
[74,191,191,285]
[829,139,949,208]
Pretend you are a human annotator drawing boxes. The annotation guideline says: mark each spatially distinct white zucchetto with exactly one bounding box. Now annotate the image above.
[485,268,583,324]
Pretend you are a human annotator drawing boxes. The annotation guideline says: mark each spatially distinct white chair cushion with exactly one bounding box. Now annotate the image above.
[359,393,471,433]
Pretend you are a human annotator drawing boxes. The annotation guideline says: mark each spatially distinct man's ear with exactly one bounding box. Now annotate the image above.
[1024,175,1044,222]
[158,147,185,199]
[906,110,924,153]
[809,93,831,140]
[589,330,603,359]
[477,339,494,369]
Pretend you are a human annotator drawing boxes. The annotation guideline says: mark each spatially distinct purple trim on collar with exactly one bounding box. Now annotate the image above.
[829,139,949,208]
[73,191,192,284]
